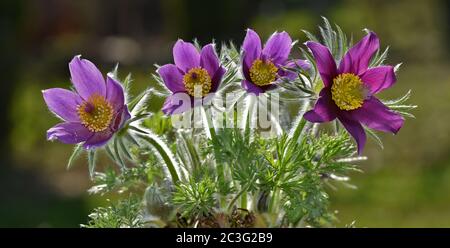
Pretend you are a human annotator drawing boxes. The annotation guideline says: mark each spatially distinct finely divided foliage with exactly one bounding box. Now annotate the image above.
[43,18,415,227]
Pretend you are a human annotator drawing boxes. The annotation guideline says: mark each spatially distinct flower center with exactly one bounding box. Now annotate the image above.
[183,67,212,97]
[249,59,278,86]
[77,94,113,132]
[331,73,365,111]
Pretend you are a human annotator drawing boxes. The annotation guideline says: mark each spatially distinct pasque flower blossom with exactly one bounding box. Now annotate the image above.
[158,40,226,115]
[241,29,310,95]
[303,32,404,153]
[43,56,131,149]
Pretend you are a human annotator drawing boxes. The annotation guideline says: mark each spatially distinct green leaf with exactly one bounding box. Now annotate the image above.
[128,88,151,114]
[118,137,133,160]
[382,90,417,118]
[125,132,140,146]
[131,126,181,183]
[394,63,403,72]
[394,110,416,118]
[67,144,83,170]
[109,63,119,79]
[302,29,319,42]
[122,73,132,92]
[105,142,123,168]
[83,195,144,228]
[383,90,412,105]
[335,24,347,60]
[113,136,125,169]
[370,46,389,67]
[88,150,96,179]
[365,128,384,150]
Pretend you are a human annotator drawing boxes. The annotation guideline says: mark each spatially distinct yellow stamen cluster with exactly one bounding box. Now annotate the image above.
[331,73,365,111]
[249,59,278,86]
[77,94,113,132]
[183,67,212,97]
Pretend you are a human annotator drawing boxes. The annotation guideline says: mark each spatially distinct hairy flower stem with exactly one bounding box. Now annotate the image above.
[130,127,180,183]
[241,191,248,209]
[217,163,229,210]
[202,106,230,210]
[290,103,309,142]
[268,102,310,214]
[333,120,340,135]
[201,106,217,140]
[268,188,279,214]
[140,135,180,183]
[242,94,256,142]
[228,175,256,212]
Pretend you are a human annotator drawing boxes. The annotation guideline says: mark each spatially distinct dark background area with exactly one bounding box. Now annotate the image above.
[1,0,450,227]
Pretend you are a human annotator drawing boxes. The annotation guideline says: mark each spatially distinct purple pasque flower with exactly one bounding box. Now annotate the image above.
[241,29,310,95]
[158,40,226,115]
[303,31,404,154]
[43,55,131,149]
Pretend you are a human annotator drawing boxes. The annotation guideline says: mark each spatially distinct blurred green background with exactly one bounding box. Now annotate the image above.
[1,0,449,227]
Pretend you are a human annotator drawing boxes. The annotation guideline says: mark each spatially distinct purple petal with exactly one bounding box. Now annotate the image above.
[278,59,311,80]
[106,76,125,112]
[305,42,337,87]
[83,130,113,149]
[111,105,131,132]
[350,97,404,134]
[162,92,193,115]
[338,112,366,154]
[157,64,186,93]
[210,66,226,93]
[303,88,338,123]
[47,122,92,144]
[338,32,379,75]
[285,59,311,70]
[42,88,82,122]
[262,31,292,65]
[173,40,200,73]
[69,55,106,100]
[242,29,262,80]
[122,105,131,122]
[200,44,220,78]
[360,66,396,94]
[241,80,273,96]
